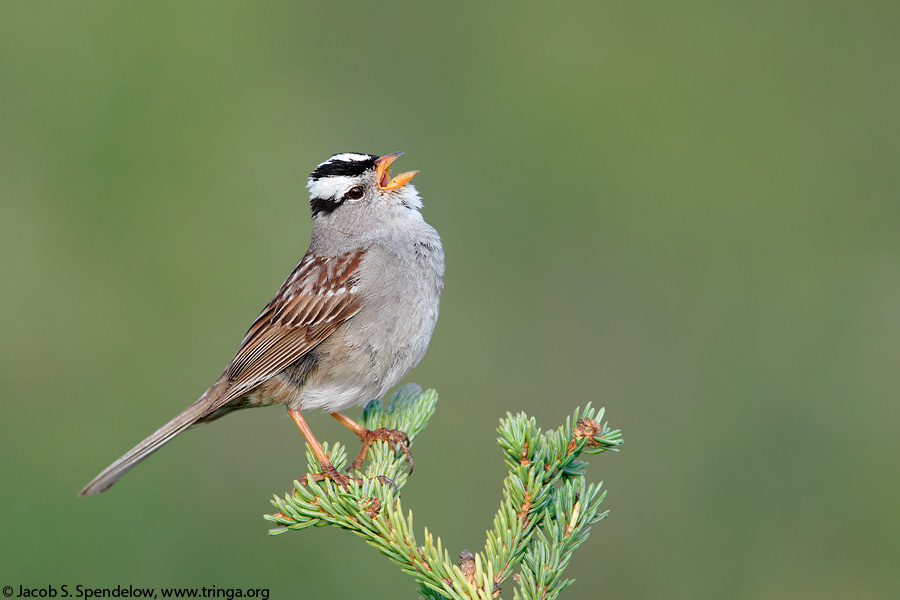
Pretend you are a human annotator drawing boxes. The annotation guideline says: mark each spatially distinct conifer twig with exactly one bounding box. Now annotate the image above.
[265,384,623,600]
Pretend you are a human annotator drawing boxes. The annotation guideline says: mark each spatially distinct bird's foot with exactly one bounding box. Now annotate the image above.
[296,466,396,491]
[297,463,359,490]
[349,427,413,473]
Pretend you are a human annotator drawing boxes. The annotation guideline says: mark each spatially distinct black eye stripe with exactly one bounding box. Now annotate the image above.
[311,182,369,216]
[309,195,343,217]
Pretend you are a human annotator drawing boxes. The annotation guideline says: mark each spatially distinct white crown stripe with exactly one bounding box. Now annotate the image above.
[325,153,376,164]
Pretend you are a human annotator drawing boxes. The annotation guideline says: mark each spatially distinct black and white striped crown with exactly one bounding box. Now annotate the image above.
[308,153,379,181]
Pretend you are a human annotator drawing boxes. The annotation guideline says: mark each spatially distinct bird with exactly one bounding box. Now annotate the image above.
[79,152,444,495]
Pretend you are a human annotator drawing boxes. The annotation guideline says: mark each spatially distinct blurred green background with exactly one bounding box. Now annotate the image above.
[2,1,898,598]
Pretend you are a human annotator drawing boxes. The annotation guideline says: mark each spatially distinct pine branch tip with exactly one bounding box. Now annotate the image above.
[264,389,624,600]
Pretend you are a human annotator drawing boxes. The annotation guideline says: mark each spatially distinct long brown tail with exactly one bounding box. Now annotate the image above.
[79,379,227,496]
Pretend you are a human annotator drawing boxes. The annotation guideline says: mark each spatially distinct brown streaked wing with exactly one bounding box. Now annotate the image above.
[200,249,365,417]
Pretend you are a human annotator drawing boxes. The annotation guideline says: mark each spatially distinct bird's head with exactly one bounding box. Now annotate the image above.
[306,152,421,220]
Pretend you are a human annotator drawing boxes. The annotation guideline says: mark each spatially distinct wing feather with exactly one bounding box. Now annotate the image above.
[201,249,365,416]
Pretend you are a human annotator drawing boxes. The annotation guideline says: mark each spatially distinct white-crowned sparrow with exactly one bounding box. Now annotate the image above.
[80,152,444,495]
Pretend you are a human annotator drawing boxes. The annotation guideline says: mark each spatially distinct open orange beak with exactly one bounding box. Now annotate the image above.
[374,152,419,191]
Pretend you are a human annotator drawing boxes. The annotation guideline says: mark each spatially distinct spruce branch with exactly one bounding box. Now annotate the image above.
[265,384,623,599]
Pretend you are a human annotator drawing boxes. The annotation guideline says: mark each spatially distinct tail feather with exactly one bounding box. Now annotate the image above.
[79,381,227,496]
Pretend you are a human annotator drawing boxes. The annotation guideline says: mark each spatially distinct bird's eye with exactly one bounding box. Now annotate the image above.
[346,186,364,200]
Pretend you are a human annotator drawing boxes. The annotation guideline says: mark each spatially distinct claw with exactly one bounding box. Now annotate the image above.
[297,464,358,490]
[296,469,397,493]
[348,427,414,473]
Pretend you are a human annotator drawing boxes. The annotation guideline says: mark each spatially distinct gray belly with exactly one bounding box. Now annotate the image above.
[289,242,443,413]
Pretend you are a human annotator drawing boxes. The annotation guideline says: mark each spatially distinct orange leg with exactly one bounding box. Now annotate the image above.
[288,408,353,488]
[331,412,413,473]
